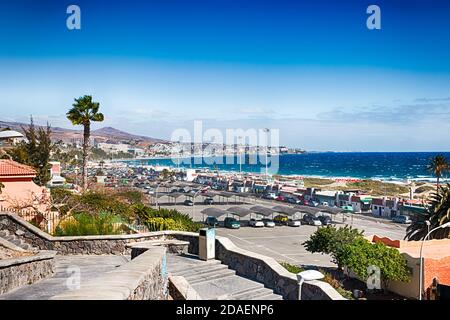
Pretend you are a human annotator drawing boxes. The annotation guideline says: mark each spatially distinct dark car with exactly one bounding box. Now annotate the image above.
[318,215,332,225]
[286,197,301,204]
[224,217,240,229]
[205,216,219,227]
[183,199,193,206]
[204,197,214,205]
[301,213,322,226]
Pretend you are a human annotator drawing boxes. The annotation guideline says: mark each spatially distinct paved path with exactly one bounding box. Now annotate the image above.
[167,254,283,300]
[0,255,129,300]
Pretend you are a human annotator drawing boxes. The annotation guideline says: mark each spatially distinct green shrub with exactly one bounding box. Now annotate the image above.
[339,238,410,286]
[54,212,123,236]
[134,205,202,232]
[279,262,304,274]
[303,225,364,268]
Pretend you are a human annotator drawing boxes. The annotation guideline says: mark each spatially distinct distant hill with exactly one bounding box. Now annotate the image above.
[0,120,166,145]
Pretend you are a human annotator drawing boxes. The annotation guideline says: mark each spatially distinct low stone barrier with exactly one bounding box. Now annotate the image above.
[128,240,189,259]
[0,213,167,255]
[51,246,168,300]
[0,250,56,295]
[167,232,345,300]
[1,213,344,300]
[169,275,202,300]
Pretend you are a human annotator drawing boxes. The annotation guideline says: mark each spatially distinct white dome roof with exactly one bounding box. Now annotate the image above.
[0,130,24,138]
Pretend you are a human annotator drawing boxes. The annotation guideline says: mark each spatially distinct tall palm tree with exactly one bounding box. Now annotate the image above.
[66,95,104,191]
[427,154,449,190]
[405,183,450,240]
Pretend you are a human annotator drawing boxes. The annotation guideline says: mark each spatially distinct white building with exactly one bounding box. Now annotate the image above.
[0,130,25,146]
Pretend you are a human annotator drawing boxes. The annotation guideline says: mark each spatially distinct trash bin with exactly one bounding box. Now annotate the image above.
[199,227,215,261]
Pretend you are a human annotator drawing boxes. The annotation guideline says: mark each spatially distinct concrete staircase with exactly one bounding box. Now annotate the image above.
[0,229,37,252]
[167,254,283,300]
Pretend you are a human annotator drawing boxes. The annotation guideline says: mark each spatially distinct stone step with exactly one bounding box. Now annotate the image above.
[182,265,232,279]
[230,287,275,300]
[226,283,265,299]
[188,269,236,285]
[256,294,283,300]
[168,259,222,273]
[174,263,228,277]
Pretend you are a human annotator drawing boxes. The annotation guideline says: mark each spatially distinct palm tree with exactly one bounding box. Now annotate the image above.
[427,154,449,190]
[405,183,450,240]
[66,95,104,191]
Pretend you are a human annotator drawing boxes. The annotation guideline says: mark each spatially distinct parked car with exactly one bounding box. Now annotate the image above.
[178,188,186,193]
[276,195,286,202]
[147,189,155,195]
[248,218,264,227]
[322,202,329,207]
[302,213,322,226]
[204,197,214,205]
[309,201,319,207]
[183,199,193,206]
[286,197,301,204]
[262,192,277,200]
[287,219,301,227]
[205,216,219,227]
[273,215,289,225]
[262,218,275,228]
[318,215,332,225]
[224,217,240,229]
[392,215,412,224]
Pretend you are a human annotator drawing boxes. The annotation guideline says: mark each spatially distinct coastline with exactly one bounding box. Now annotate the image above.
[108,152,450,183]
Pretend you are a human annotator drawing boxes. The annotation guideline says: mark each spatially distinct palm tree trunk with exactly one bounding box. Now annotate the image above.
[82,123,90,191]
[437,176,440,191]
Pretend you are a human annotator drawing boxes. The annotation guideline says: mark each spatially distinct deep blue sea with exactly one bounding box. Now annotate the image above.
[123,152,450,182]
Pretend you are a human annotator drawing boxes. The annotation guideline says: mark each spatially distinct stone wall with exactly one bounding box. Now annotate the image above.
[0,213,167,255]
[169,275,202,300]
[169,233,345,300]
[0,250,56,295]
[51,247,168,300]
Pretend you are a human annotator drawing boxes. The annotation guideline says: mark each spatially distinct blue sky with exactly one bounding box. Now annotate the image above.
[0,0,450,151]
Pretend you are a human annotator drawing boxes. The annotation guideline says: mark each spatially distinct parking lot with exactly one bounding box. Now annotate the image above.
[152,193,407,268]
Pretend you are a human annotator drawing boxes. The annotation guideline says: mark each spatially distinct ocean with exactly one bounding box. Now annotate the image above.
[122,152,450,182]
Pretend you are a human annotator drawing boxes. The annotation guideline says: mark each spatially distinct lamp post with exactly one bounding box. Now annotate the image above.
[192,190,201,220]
[297,270,325,300]
[155,183,161,209]
[418,222,450,300]
[238,136,243,174]
[263,128,269,178]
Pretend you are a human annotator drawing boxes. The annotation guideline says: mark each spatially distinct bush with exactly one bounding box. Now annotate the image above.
[54,212,123,236]
[339,238,410,286]
[303,226,364,268]
[134,205,202,232]
[279,262,304,274]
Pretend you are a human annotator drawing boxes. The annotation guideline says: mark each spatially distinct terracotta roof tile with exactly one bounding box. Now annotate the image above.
[0,160,37,177]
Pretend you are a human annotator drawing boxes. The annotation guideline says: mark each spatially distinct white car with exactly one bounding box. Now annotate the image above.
[262,218,275,228]
[249,218,265,228]
[287,219,301,227]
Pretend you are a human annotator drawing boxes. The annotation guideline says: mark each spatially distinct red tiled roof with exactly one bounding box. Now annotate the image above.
[0,160,37,177]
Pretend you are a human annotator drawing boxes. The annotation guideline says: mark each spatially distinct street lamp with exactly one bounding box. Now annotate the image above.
[297,270,324,300]
[418,221,450,300]
[192,190,201,220]
[238,136,243,174]
[263,128,270,178]
[154,183,161,209]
